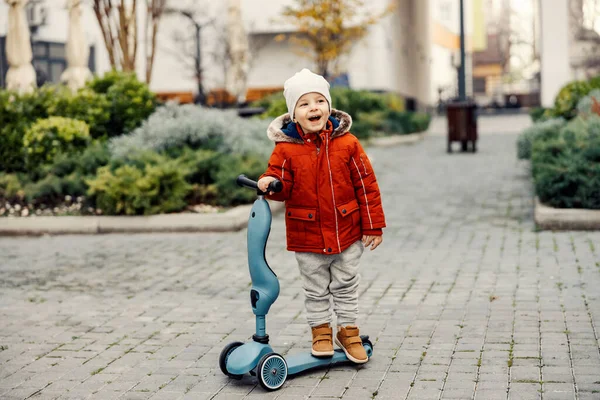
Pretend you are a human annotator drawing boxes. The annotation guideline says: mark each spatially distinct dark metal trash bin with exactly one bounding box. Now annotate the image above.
[446,102,477,153]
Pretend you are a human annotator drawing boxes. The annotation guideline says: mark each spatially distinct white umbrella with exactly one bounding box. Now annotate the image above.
[226,0,249,104]
[5,0,36,94]
[60,0,92,92]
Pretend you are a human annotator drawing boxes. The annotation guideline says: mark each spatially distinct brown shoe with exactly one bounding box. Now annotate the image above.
[335,326,368,364]
[311,323,334,357]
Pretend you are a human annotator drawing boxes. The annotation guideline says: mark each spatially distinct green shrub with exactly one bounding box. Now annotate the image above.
[378,110,431,135]
[212,153,269,206]
[253,88,405,120]
[109,103,272,160]
[18,142,111,207]
[0,87,57,172]
[517,118,566,160]
[23,117,91,170]
[49,141,112,177]
[0,173,24,201]
[47,87,111,139]
[529,107,549,122]
[330,88,388,118]
[408,112,431,133]
[553,76,600,120]
[86,70,157,136]
[347,120,372,140]
[531,115,600,209]
[86,155,191,215]
[22,173,84,206]
[161,146,266,207]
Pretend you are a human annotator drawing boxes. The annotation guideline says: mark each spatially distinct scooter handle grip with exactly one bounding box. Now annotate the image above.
[236,174,282,193]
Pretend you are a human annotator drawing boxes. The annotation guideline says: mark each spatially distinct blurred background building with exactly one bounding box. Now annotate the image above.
[0,0,598,109]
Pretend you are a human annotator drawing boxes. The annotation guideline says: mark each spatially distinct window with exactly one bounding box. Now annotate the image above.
[439,1,452,23]
[0,38,95,88]
[473,77,487,94]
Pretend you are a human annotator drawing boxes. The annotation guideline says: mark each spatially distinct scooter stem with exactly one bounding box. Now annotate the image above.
[247,196,280,342]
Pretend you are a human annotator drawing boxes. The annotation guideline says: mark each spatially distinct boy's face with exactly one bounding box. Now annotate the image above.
[294,92,330,134]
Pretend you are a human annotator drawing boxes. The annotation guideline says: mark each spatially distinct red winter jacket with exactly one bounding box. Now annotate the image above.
[261,109,386,254]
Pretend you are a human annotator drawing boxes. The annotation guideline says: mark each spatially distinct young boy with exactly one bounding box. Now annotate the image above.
[257,68,386,364]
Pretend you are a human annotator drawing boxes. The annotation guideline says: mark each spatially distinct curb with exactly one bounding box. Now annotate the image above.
[0,202,285,236]
[0,132,426,236]
[534,197,600,231]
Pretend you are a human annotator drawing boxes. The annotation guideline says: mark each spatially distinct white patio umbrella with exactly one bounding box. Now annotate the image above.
[60,0,92,92]
[225,0,249,104]
[5,0,36,94]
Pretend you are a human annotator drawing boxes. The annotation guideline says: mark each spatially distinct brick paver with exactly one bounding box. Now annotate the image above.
[1,115,599,399]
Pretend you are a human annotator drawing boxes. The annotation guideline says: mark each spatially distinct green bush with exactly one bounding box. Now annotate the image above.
[16,141,111,207]
[211,153,270,207]
[531,115,600,209]
[373,110,431,135]
[552,76,600,120]
[0,173,24,201]
[87,156,191,216]
[517,118,566,160]
[155,146,266,207]
[529,107,549,122]
[86,70,157,136]
[23,117,91,170]
[347,120,373,140]
[0,86,57,172]
[47,87,111,139]
[409,112,431,132]
[253,88,405,120]
[330,88,387,118]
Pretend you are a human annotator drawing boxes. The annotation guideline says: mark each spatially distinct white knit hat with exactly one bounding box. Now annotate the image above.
[283,68,332,119]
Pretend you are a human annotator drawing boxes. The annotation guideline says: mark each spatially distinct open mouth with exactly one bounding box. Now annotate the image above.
[308,115,321,122]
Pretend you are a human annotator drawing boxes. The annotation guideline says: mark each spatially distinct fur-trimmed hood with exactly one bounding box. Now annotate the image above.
[267,109,353,143]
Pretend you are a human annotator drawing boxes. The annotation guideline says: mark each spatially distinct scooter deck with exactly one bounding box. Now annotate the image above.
[286,346,372,376]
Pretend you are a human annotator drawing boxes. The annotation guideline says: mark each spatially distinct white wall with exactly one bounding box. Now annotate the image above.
[430,45,457,102]
[347,12,397,91]
[246,36,314,88]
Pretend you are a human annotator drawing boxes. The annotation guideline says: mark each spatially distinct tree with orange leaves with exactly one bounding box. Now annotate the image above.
[278,0,394,79]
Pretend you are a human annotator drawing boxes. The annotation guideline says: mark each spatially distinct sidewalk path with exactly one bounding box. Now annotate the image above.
[1,115,599,400]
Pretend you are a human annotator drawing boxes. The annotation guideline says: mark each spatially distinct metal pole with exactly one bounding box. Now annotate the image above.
[458,0,466,101]
[195,23,206,105]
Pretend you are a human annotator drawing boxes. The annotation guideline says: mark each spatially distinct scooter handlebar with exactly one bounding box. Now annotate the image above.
[236,174,282,193]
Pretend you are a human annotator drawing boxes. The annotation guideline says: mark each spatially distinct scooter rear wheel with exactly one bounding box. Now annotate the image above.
[219,341,244,380]
[257,352,288,391]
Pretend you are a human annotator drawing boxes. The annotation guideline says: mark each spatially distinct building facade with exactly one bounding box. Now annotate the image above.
[0,0,476,110]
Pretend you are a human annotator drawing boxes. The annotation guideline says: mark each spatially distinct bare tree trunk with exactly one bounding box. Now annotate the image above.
[93,0,160,75]
[93,0,118,69]
[146,0,167,83]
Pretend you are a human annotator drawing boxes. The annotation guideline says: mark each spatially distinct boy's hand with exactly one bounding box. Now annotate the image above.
[257,176,277,195]
[362,235,383,251]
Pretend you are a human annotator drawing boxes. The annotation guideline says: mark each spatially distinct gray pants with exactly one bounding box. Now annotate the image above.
[295,240,364,327]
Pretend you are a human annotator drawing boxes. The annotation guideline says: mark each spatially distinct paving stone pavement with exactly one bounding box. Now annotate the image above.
[1,115,600,400]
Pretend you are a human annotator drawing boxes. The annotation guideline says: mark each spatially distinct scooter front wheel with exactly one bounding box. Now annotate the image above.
[361,335,374,357]
[257,352,288,391]
[219,341,244,380]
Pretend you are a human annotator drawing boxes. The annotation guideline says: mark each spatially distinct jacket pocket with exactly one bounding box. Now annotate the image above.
[336,199,359,217]
[285,206,318,247]
[286,207,317,221]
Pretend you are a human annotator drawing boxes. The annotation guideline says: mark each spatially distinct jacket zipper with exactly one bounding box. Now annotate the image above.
[325,134,341,253]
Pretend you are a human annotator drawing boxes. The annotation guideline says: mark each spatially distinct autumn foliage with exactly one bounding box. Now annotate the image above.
[279,0,394,78]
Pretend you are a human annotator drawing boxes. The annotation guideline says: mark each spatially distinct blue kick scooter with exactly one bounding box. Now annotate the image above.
[218,175,374,391]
